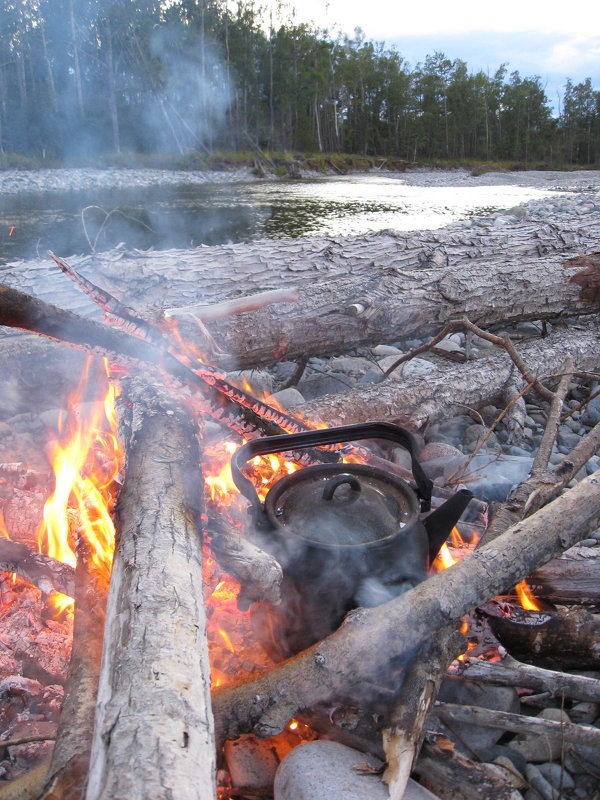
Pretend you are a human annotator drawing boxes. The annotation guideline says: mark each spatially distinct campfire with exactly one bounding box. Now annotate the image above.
[1,245,600,800]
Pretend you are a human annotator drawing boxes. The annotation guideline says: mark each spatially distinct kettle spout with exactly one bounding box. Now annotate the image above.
[423,489,474,564]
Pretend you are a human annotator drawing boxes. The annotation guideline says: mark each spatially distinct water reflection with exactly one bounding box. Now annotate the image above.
[0,174,561,262]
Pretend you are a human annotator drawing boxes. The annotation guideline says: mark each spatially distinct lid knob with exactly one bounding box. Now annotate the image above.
[322,473,362,503]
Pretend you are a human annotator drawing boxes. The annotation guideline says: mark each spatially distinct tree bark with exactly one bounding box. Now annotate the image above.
[0,538,74,597]
[298,324,600,429]
[85,378,215,800]
[2,211,599,370]
[211,470,600,748]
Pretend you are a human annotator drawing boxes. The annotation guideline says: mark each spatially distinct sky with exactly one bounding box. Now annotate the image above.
[277,0,600,111]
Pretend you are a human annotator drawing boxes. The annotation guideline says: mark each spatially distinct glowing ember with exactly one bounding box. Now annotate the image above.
[37,357,123,604]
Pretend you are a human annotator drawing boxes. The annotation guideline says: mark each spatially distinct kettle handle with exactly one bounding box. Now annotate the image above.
[231,422,433,518]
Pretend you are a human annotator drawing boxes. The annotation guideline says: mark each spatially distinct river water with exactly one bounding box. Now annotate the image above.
[0,169,583,263]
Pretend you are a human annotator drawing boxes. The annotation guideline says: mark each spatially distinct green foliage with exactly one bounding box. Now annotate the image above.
[0,0,597,166]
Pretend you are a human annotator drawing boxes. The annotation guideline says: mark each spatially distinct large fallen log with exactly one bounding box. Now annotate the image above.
[85,378,215,800]
[211,470,600,748]
[1,209,599,369]
[299,323,600,428]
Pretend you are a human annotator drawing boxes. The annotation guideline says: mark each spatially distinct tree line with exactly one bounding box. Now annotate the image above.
[1,0,598,166]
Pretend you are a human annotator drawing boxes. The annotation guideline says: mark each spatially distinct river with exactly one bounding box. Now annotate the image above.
[1,167,596,264]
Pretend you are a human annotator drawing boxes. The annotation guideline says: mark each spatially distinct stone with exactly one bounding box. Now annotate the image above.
[269,387,306,409]
[464,424,497,448]
[297,371,354,400]
[435,338,463,354]
[328,356,375,377]
[372,344,403,358]
[557,428,581,451]
[376,354,405,380]
[537,763,575,790]
[274,740,440,800]
[525,764,562,800]
[420,441,465,462]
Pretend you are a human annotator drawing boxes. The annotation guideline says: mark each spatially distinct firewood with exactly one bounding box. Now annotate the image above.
[431,701,600,749]
[211,470,600,748]
[85,378,215,800]
[461,654,600,704]
[298,323,600,430]
[529,549,600,605]
[0,538,74,597]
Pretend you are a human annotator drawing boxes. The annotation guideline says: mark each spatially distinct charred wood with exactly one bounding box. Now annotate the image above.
[484,604,600,670]
[38,539,106,800]
[0,539,74,597]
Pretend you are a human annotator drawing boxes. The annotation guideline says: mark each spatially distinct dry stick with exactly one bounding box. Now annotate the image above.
[162,288,300,323]
[562,385,600,422]
[531,357,573,475]
[0,733,57,747]
[39,538,107,800]
[380,317,554,401]
[461,654,600,704]
[0,538,75,597]
[211,470,600,749]
[432,702,600,749]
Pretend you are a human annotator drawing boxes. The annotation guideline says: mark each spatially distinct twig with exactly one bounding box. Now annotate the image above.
[0,733,57,747]
[279,354,309,390]
[81,206,154,253]
[531,357,573,475]
[562,384,600,422]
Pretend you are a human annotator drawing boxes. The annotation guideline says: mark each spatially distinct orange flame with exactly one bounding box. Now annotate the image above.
[37,358,122,605]
[515,579,542,611]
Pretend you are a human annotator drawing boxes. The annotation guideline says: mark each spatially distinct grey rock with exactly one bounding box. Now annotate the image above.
[516,321,544,336]
[525,764,563,800]
[435,338,463,354]
[587,455,600,475]
[377,354,404,379]
[420,442,465,462]
[581,393,600,426]
[464,424,497,448]
[391,447,414,471]
[372,344,403,358]
[274,740,441,800]
[448,332,465,346]
[269,387,306,409]
[297,371,354,400]
[328,356,375,377]
[359,369,384,385]
[537,762,574,790]
[557,428,582,451]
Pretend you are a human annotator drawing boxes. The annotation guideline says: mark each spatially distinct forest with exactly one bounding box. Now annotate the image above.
[0,0,599,167]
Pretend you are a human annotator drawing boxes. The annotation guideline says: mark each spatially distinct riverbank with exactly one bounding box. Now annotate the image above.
[2,149,599,179]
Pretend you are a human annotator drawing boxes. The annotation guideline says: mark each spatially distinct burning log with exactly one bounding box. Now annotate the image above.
[85,378,215,800]
[528,549,600,605]
[0,538,74,597]
[483,603,600,670]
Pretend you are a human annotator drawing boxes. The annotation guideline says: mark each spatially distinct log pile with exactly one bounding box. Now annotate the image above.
[1,200,600,800]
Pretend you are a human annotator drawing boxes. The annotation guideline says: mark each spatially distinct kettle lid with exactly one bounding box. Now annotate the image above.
[264,463,420,549]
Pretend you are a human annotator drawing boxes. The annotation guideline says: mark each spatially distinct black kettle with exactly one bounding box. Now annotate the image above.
[231,422,472,659]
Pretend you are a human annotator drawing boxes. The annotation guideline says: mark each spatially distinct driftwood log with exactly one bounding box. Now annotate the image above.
[299,324,600,428]
[212,470,600,749]
[85,378,215,800]
[3,212,600,369]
